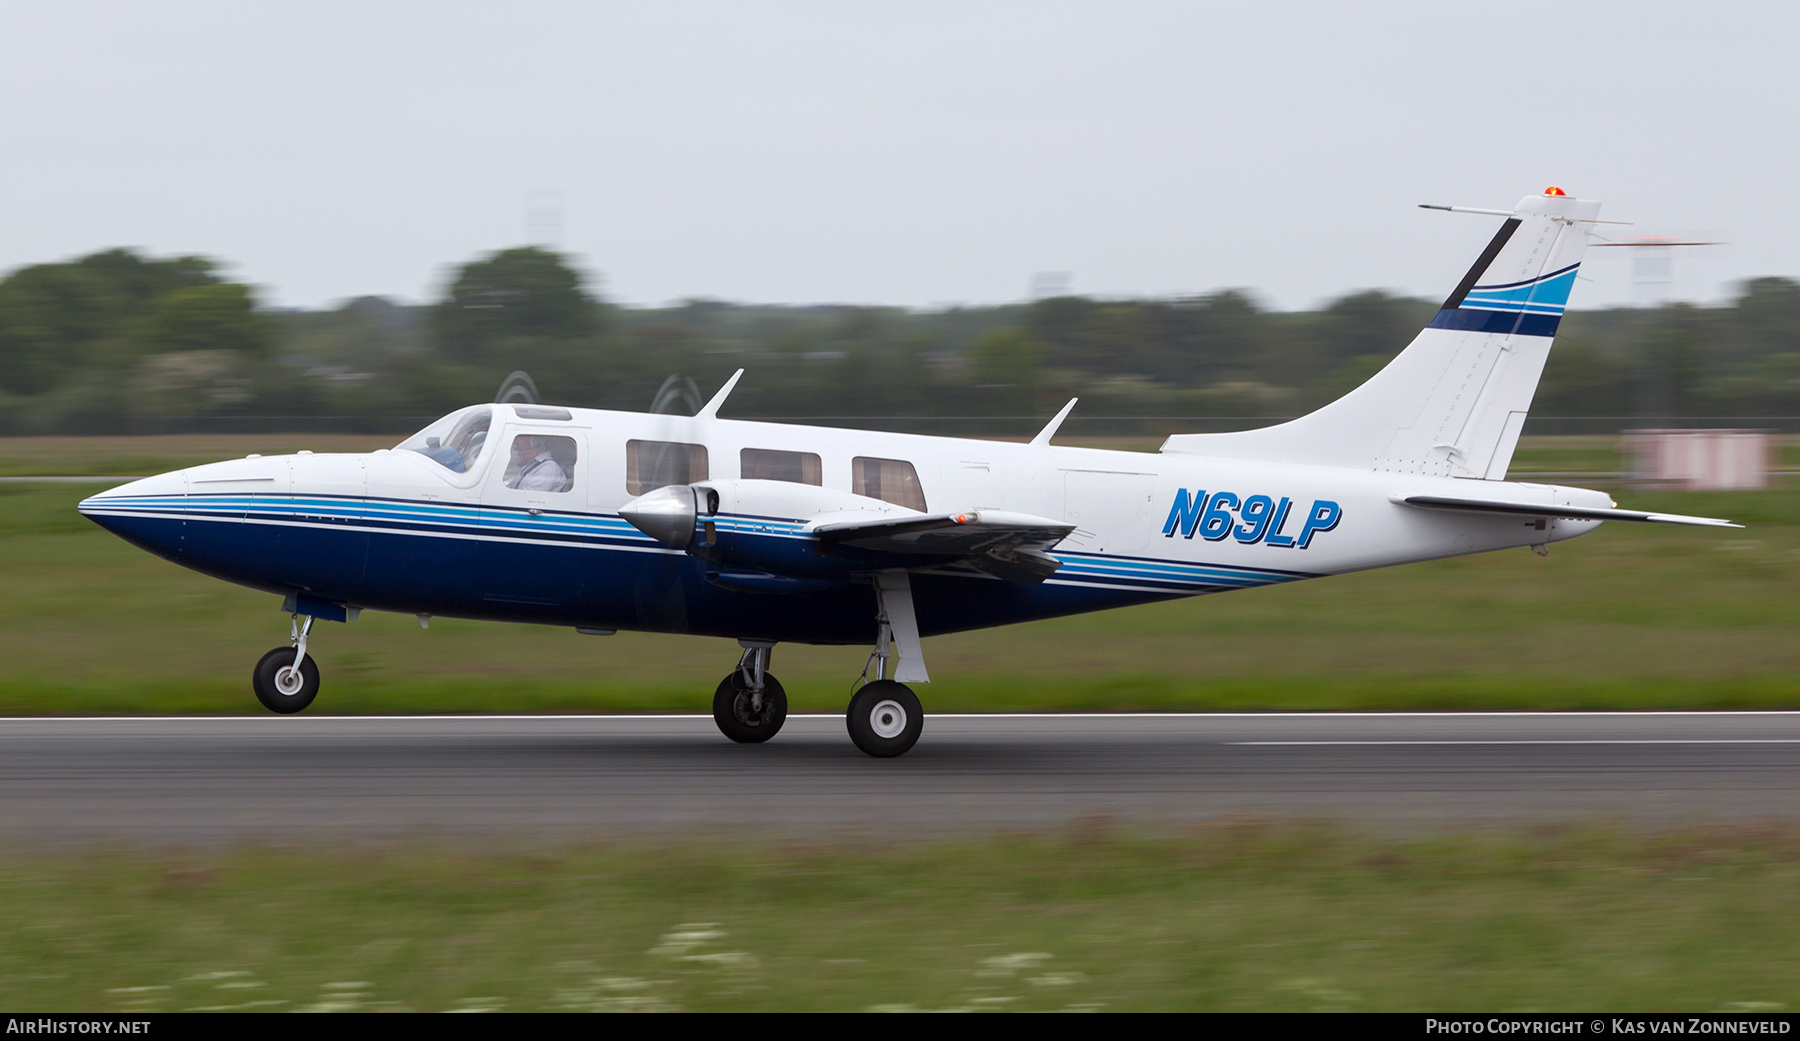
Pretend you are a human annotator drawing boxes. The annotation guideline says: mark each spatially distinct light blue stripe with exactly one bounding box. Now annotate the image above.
[1053,551,1305,582]
[1053,560,1296,588]
[1465,268,1577,309]
[1061,566,1261,587]
[1459,300,1566,316]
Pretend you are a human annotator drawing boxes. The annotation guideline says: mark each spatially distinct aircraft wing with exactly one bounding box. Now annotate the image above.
[1394,495,1741,528]
[809,509,1077,583]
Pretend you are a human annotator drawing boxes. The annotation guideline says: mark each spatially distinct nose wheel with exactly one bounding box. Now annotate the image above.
[847,680,922,758]
[252,614,321,714]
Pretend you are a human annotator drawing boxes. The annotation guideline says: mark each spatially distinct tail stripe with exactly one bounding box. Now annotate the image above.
[1427,309,1559,337]
[1440,218,1522,309]
[1462,262,1581,295]
[1430,262,1580,337]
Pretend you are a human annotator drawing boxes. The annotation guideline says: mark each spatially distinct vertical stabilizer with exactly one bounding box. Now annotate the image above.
[1162,190,1600,479]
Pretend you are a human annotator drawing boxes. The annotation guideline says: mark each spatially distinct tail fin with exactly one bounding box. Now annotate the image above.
[1163,189,1600,480]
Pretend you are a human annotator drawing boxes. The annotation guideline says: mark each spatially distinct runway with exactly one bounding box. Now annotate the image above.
[3,712,1799,843]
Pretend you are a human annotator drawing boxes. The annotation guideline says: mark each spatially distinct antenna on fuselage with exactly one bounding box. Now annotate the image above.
[695,369,745,421]
[1029,398,1078,447]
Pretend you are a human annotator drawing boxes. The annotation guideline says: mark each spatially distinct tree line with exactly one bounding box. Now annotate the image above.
[1,245,1796,435]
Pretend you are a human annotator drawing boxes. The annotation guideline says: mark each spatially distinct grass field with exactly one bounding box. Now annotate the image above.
[0,435,1794,715]
[5,824,1799,1012]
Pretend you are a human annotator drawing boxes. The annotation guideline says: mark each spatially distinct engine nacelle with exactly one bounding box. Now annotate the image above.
[618,480,927,579]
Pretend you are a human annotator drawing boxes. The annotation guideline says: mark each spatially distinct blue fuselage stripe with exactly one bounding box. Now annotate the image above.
[78,492,1321,639]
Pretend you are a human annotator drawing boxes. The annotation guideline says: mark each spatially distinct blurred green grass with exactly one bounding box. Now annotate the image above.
[0,434,398,477]
[8,823,1800,1012]
[0,440,1795,714]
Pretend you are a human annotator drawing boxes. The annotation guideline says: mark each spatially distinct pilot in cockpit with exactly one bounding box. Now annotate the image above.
[507,435,569,491]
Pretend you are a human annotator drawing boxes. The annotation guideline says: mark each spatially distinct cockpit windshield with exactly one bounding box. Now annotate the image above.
[397,405,493,473]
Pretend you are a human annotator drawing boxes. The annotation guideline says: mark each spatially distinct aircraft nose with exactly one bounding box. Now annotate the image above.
[77,470,190,558]
[78,469,188,511]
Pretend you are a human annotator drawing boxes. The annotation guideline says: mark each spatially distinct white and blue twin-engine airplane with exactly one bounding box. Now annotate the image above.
[80,188,1736,756]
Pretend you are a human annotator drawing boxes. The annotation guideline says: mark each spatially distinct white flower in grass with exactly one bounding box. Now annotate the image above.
[295,981,375,1013]
[1275,976,1360,1012]
[648,922,729,958]
[1718,1002,1786,1012]
[106,986,170,1013]
[182,970,254,982]
[1027,972,1085,987]
[548,977,679,1013]
[976,952,1053,977]
[648,921,759,972]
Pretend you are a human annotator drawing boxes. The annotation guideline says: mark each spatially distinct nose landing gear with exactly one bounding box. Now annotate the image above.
[252,614,321,714]
[712,640,787,743]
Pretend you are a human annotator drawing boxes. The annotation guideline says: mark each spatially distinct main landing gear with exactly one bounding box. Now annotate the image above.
[714,571,930,758]
[713,640,788,743]
[708,639,923,757]
[847,628,924,757]
[253,614,321,714]
[848,570,927,758]
[847,681,922,758]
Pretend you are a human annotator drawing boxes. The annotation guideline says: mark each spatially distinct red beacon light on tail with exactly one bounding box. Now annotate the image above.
[1543,186,1567,196]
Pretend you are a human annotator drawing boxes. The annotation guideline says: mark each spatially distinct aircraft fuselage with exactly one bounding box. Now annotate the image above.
[79,403,1607,645]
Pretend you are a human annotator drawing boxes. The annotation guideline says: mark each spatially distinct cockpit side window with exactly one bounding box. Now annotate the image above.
[398,406,493,474]
[503,434,577,492]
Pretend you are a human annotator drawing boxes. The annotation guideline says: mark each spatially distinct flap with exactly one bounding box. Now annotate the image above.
[809,509,1076,584]
[810,508,1076,553]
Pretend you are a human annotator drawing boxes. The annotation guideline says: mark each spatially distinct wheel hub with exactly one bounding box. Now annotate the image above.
[734,687,773,727]
[869,699,907,739]
[274,667,306,697]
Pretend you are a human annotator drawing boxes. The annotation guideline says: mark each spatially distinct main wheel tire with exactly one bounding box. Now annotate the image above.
[253,647,320,714]
[846,680,923,758]
[712,671,788,743]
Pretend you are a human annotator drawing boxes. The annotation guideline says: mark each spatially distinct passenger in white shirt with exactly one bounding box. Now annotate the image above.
[507,436,569,491]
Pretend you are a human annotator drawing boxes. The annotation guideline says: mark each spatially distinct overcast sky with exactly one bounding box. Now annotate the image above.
[1,1,1792,313]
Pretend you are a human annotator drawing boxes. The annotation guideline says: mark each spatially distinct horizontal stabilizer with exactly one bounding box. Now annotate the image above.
[1394,495,1740,528]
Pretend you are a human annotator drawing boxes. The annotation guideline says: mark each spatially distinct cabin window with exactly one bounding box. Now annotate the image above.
[397,405,492,474]
[741,448,822,485]
[503,434,577,492]
[627,440,710,494]
[852,456,927,511]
